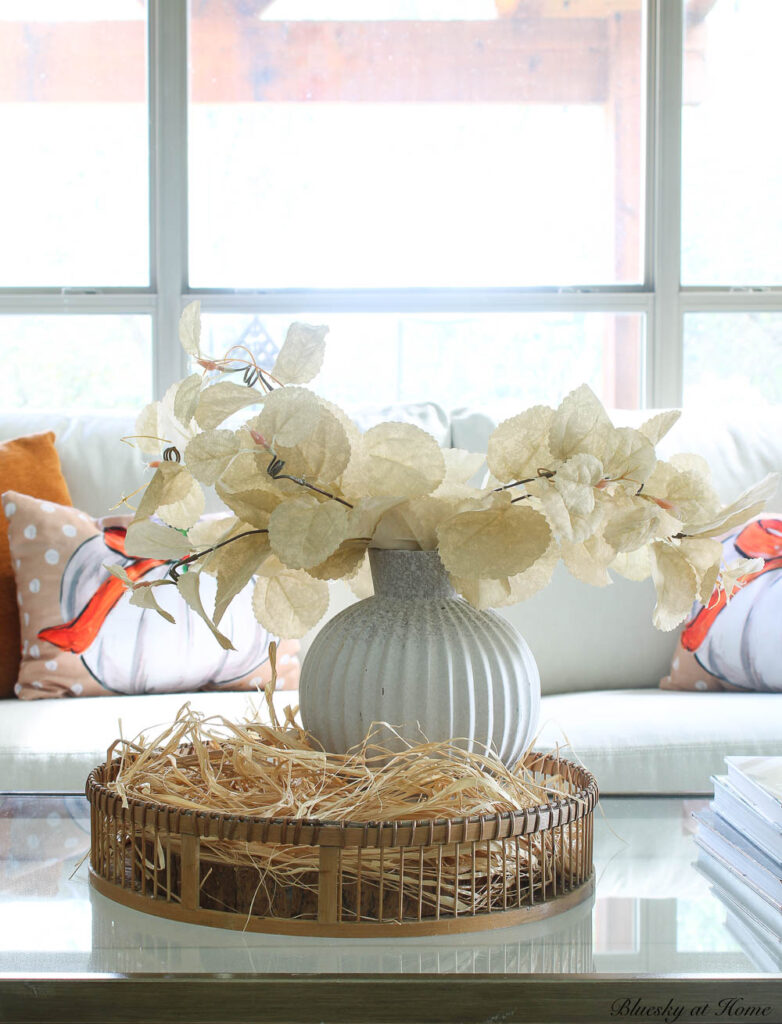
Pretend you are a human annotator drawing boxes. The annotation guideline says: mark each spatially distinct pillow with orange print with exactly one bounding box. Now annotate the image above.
[0,432,72,698]
[2,491,298,699]
[661,516,782,693]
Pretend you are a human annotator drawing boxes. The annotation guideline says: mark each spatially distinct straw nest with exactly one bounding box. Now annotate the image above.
[104,645,584,921]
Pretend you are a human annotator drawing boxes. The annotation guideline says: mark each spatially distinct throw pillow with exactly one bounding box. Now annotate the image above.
[0,433,72,699]
[661,516,782,693]
[2,491,299,699]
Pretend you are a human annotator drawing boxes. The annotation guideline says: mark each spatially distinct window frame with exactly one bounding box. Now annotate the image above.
[0,0,779,410]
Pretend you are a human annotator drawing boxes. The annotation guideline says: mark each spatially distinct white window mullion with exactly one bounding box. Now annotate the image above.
[193,288,653,317]
[650,0,684,409]
[0,293,155,314]
[680,289,782,314]
[149,0,189,400]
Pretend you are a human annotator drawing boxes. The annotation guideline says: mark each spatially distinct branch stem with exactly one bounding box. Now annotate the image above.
[493,468,556,493]
[265,454,354,508]
[168,528,268,581]
[273,472,354,508]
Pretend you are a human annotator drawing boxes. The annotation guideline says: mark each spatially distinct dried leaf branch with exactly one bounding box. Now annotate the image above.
[117,301,777,640]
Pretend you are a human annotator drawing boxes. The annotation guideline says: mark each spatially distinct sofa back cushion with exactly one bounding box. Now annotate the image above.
[0,413,142,519]
[0,433,72,699]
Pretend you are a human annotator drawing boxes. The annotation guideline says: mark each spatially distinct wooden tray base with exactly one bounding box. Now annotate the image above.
[90,868,595,937]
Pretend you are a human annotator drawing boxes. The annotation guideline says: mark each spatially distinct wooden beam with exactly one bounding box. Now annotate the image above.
[0,22,145,102]
[191,18,610,103]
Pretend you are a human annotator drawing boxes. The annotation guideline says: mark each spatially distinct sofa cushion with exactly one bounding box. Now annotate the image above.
[3,492,299,700]
[0,413,140,519]
[0,432,72,699]
[0,690,280,792]
[535,689,782,795]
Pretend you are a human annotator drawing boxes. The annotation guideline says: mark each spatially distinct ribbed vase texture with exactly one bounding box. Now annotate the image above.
[299,549,540,767]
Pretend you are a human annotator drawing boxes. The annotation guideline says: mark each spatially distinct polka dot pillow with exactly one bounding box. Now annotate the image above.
[660,516,782,693]
[2,491,299,699]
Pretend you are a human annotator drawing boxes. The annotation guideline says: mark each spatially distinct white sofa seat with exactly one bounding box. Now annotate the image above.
[4,687,779,795]
[536,689,782,795]
[0,690,283,793]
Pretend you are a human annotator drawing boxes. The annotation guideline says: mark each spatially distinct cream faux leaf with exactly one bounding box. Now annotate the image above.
[649,541,698,632]
[437,502,552,580]
[451,540,559,609]
[128,584,176,624]
[177,570,234,650]
[252,558,330,638]
[344,421,446,499]
[125,518,192,560]
[273,400,352,485]
[548,384,614,463]
[136,462,204,530]
[561,533,616,587]
[719,557,765,599]
[194,380,263,430]
[253,386,322,448]
[486,406,554,483]
[271,323,328,385]
[638,410,681,446]
[268,496,349,570]
[184,429,241,486]
[173,374,203,426]
[178,300,202,358]
[212,531,271,625]
[681,474,779,538]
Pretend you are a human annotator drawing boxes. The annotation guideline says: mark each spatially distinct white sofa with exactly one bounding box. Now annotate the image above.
[1,404,781,796]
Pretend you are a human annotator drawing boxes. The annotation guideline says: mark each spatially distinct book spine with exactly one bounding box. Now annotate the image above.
[727,764,782,828]
[712,786,782,869]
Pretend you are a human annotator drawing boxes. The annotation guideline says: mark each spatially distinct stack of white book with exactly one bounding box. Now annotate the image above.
[694,755,782,972]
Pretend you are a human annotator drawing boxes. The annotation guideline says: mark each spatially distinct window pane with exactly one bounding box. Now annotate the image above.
[200,312,644,413]
[0,315,152,412]
[189,1,644,289]
[683,313,782,408]
[0,2,149,286]
[682,0,782,285]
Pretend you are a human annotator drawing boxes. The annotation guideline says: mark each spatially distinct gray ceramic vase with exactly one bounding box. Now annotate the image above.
[299,548,540,766]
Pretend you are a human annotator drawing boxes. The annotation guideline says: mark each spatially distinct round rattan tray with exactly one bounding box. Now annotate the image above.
[87,751,598,936]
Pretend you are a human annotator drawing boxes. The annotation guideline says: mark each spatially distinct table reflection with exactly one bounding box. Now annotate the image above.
[0,794,764,976]
[88,885,595,975]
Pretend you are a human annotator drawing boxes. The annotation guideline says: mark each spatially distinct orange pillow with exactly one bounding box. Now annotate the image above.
[0,432,71,698]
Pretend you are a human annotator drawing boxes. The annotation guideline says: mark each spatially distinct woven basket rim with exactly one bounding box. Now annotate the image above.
[86,750,598,843]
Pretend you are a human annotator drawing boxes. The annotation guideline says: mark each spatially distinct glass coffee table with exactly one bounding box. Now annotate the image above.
[0,793,779,1024]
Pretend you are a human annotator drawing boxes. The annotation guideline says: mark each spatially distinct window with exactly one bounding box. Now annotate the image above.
[0,1,149,288]
[189,1,644,289]
[1,0,780,414]
[0,315,152,413]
